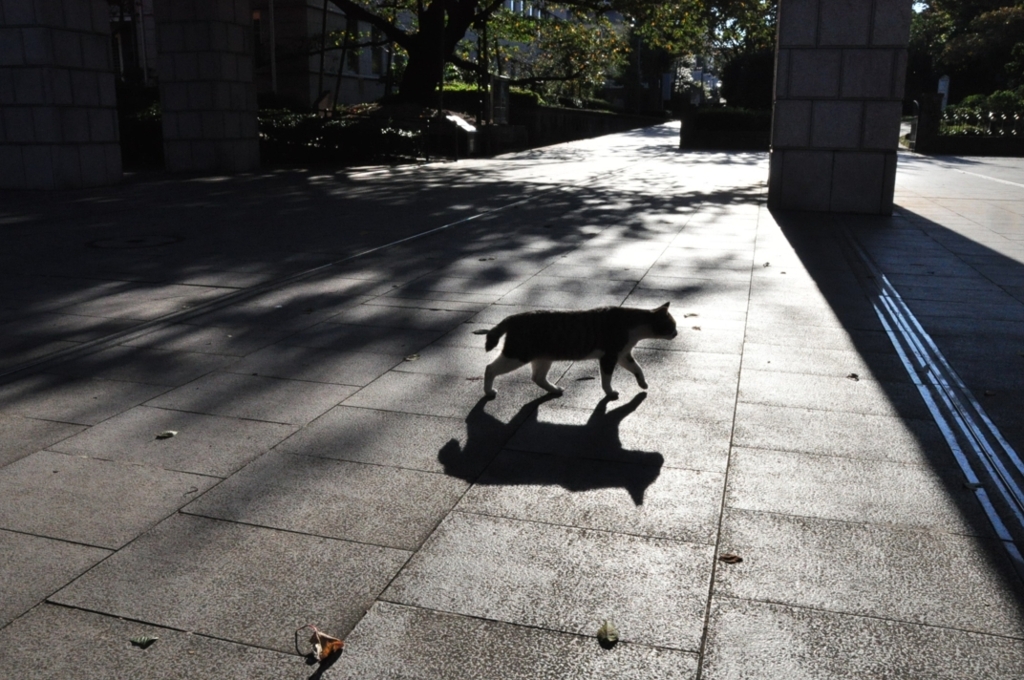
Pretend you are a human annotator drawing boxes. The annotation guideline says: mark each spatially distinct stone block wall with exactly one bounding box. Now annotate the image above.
[0,0,122,189]
[767,0,912,214]
[154,0,258,172]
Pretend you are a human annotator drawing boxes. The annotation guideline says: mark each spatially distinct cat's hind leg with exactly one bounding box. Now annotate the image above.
[599,354,619,400]
[618,351,648,389]
[484,354,525,398]
[530,359,563,396]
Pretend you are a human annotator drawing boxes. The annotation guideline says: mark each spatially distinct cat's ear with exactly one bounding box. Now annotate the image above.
[655,302,670,312]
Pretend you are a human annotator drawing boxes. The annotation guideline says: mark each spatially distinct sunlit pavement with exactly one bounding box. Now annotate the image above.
[2,125,1023,677]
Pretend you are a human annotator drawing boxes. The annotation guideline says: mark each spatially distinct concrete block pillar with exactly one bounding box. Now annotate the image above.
[767,0,912,214]
[153,0,258,172]
[0,0,122,189]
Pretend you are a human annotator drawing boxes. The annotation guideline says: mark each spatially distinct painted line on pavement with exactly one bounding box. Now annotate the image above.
[843,229,1024,575]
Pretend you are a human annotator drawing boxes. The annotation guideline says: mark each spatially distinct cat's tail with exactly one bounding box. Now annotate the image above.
[484,320,508,351]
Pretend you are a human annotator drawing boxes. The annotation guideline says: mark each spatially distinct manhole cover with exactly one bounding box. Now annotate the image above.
[86,235,184,249]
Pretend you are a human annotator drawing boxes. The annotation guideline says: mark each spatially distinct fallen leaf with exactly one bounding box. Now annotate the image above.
[295,625,344,663]
[130,636,158,649]
[155,430,177,440]
[762,262,770,267]
[404,354,420,361]
[718,553,743,564]
[692,326,701,331]
[847,373,860,381]
[471,329,490,335]
[466,376,483,381]
[684,313,698,318]
[596,620,619,648]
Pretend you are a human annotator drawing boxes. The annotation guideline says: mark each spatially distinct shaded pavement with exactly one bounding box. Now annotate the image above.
[2,126,1024,677]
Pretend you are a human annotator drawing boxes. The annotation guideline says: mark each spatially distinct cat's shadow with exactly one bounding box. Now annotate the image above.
[438,392,663,505]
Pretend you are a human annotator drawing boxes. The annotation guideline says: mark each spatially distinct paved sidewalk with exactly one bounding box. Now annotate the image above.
[2,126,1023,678]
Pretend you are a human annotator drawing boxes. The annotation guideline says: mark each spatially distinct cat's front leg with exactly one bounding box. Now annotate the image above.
[599,355,619,400]
[618,352,648,390]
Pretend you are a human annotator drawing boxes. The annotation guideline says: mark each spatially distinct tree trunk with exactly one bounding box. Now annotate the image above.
[400,46,444,106]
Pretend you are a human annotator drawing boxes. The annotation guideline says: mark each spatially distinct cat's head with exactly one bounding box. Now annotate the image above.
[651,302,677,339]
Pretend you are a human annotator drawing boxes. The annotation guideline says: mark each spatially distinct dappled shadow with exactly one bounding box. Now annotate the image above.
[439,393,663,505]
[0,126,765,655]
[0,127,766,383]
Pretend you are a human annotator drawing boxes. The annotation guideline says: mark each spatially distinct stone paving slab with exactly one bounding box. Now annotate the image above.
[145,372,357,425]
[0,374,169,426]
[702,597,1024,679]
[740,342,910,383]
[0,336,80,372]
[51,514,410,653]
[122,323,294,357]
[715,508,1024,637]
[732,402,951,466]
[328,304,476,331]
[741,323,895,353]
[383,511,714,651]
[505,397,733,473]
[0,311,138,343]
[738,369,931,420]
[276,404,509,477]
[50,405,297,477]
[0,450,217,548]
[224,345,402,386]
[343,370,551,421]
[725,447,986,534]
[364,295,486,312]
[337,601,700,680]
[1,605,299,680]
[393,344,499,379]
[66,286,228,320]
[0,412,84,468]
[0,531,109,626]
[184,450,468,550]
[49,345,236,386]
[458,449,723,542]
[282,322,444,354]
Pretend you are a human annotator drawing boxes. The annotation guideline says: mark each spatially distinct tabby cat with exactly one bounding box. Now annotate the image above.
[483,303,677,399]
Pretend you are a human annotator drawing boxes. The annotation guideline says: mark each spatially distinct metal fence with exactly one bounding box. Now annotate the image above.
[940,109,1024,137]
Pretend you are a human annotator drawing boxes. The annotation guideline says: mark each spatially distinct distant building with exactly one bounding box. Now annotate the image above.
[107,0,391,108]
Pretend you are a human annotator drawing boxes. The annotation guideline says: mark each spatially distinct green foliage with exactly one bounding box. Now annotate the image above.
[987,89,1024,112]
[910,1,1024,100]
[257,108,425,163]
[479,8,628,101]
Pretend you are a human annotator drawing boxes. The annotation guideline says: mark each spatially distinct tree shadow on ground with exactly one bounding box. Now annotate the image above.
[439,392,663,505]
